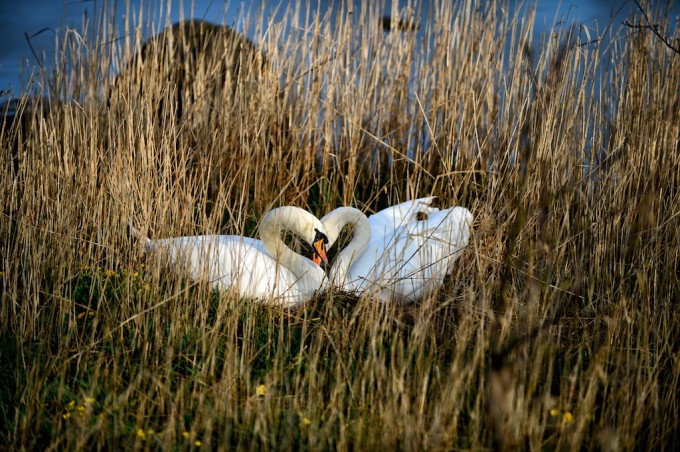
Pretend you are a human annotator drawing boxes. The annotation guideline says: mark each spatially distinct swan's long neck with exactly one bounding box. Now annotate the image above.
[259,207,324,288]
[320,207,371,282]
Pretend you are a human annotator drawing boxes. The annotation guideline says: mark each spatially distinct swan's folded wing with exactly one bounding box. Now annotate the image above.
[149,236,275,291]
[212,237,322,304]
[406,207,471,247]
[149,235,225,274]
[206,237,299,298]
[342,226,415,296]
[406,207,472,273]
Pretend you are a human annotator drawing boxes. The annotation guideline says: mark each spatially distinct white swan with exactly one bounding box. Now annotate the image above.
[134,206,329,307]
[321,198,473,303]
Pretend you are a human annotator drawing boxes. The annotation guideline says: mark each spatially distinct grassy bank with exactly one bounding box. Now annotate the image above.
[1,0,678,449]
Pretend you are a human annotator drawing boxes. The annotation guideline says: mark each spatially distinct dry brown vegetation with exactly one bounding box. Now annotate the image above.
[1,0,678,449]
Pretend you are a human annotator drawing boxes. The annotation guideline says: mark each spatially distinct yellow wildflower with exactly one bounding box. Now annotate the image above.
[85,397,95,404]
[301,417,311,426]
[104,269,116,278]
[563,412,574,424]
[137,428,146,440]
[132,271,139,278]
[76,405,85,412]
[550,408,559,417]
[255,384,266,396]
[66,400,76,409]
[182,431,190,439]
[194,440,202,446]
[77,312,85,319]
[63,412,71,419]
[82,265,90,271]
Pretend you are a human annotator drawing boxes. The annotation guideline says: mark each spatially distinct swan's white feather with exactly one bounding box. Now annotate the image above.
[134,207,327,307]
[367,197,440,238]
[147,235,322,304]
[323,198,472,303]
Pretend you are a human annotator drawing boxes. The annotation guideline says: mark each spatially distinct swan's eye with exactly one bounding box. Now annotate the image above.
[416,212,428,221]
[314,228,328,244]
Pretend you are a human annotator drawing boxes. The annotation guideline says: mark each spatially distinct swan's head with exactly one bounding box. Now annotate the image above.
[311,228,329,266]
[288,209,329,266]
[294,210,329,266]
[261,206,329,266]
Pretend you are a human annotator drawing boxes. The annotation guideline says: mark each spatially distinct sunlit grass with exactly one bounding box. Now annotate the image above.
[1,0,679,449]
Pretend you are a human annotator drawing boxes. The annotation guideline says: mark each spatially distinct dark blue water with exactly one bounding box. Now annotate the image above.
[0,1,678,94]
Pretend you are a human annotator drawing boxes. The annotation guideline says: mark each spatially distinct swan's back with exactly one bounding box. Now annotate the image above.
[368,197,439,237]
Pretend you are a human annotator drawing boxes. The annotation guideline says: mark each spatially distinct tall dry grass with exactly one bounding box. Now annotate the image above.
[1,0,678,449]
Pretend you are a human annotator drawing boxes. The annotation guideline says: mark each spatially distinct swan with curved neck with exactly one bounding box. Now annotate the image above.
[136,206,329,307]
[320,198,473,303]
[320,207,372,285]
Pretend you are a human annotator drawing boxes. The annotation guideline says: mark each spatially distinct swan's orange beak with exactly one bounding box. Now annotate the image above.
[312,238,328,266]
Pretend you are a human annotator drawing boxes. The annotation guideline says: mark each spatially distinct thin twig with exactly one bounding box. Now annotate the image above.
[623,0,680,54]
[24,28,56,72]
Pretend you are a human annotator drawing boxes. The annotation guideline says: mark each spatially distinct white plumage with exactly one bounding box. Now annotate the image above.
[134,206,329,307]
[321,198,472,303]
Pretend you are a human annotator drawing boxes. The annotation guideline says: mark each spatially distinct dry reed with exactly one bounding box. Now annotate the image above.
[1,0,678,449]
